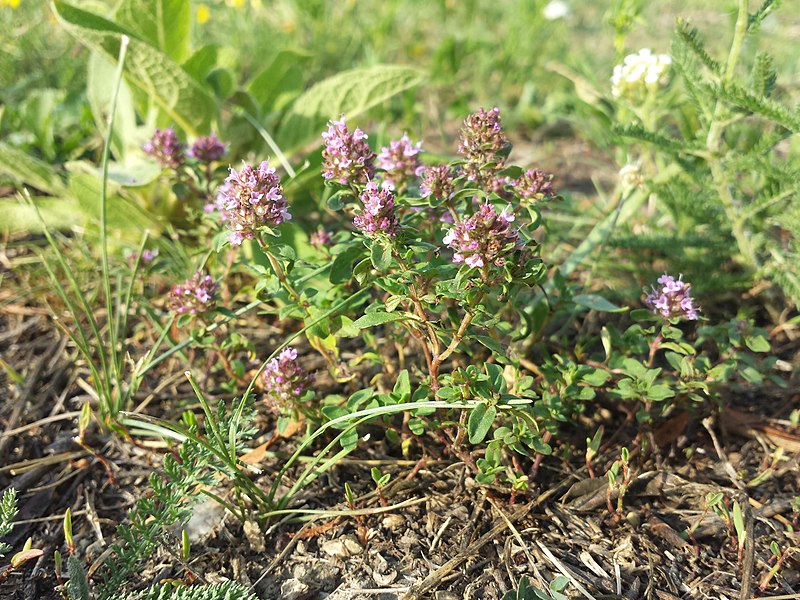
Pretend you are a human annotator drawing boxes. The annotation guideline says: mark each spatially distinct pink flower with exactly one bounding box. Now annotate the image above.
[168,271,218,316]
[457,107,508,185]
[217,160,290,245]
[353,182,399,237]
[261,347,313,412]
[143,128,185,169]
[321,117,375,186]
[644,274,699,320]
[377,133,424,192]
[442,203,520,271]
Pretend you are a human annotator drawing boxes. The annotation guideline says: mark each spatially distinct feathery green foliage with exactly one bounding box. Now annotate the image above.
[96,399,256,597]
[0,489,19,557]
[609,1,800,305]
[123,582,258,600]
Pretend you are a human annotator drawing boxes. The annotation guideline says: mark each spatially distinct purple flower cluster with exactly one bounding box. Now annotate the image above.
[442,203,519,269]
[457,107,508,184]
[353,181,399,237]
[321,118,376,186]
[645,274,699,320]
[377,134,424,192]
[143,128,185,169]
[510,168,556,202]
[216,160,290,245]
[168,271,218,316]
[420,165,459,201]
[309,226,333,249]
[188,133,226,163]
[261,347,313,412]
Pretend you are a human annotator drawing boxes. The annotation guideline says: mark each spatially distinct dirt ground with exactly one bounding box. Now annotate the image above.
[1,137,799,600]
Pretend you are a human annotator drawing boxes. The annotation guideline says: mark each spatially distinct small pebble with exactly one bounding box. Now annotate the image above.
[625,511,642,528]
[381,514,405,530]
[321,534,363,558]
[279,578,309,600]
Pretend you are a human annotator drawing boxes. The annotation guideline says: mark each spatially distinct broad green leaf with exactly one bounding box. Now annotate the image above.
[87,52,138,159]
[4,197,83,233]
[277,65,424,150]
[248,50,310,115]
[468,404,496,444]
[53,0,216,134]
[329,244,366,284]
[106,158,162,187]
[573,294,626,313]
[182,44,219,83]
[68,172,158,233]
[0,142,66,196]
[114,0,190,62]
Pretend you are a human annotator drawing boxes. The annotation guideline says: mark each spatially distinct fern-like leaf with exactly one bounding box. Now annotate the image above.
[65,556,92,600]
[750,52,777,97]
[613,123,695,154]
[708,81,800,132]
[748,0,780,32]
[124,582,258,600]
[674,19,721,75]
[0,488,19,557]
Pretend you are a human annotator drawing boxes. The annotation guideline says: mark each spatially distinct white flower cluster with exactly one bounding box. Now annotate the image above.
[619,162,643,190]
[611,49,672,98]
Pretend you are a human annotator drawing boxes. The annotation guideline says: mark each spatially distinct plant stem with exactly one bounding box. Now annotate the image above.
[429,293,484,390]
[704,0,758,270]
[393,249,441,361]
[265,250,302,303]
[99,35,130,420]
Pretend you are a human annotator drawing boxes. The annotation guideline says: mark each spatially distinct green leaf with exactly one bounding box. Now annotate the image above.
[392,369,411,403]
[248,49,310,115]
[744,335,770,353]
[646,385,675,402]
[660,341,695,356]
[740,365,763,385]
[277,65,424,150]
[582,368,611,386]
[468,403,496,444]
[352,310,414,330]
[485,363,505,391]
[470,335,509,362]
[5,197,83,233]
[182,44,219,83]
[330,244,365,284]
[53,0,216,135]
[732,501,746,546]
[0,141,66,196]
[370,242,393,271]
[114,0,190,62]
[384,295,404,313]
[68,171,158,232]
[572,294,626,313]
[87,52,138,159]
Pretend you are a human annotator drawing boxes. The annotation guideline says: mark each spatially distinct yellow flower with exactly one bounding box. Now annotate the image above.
[1,0,21,8]
[197,3,210,24]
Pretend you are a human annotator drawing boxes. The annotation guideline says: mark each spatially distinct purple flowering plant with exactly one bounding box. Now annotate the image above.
[142,128,229,224]
[128,109,778,518]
